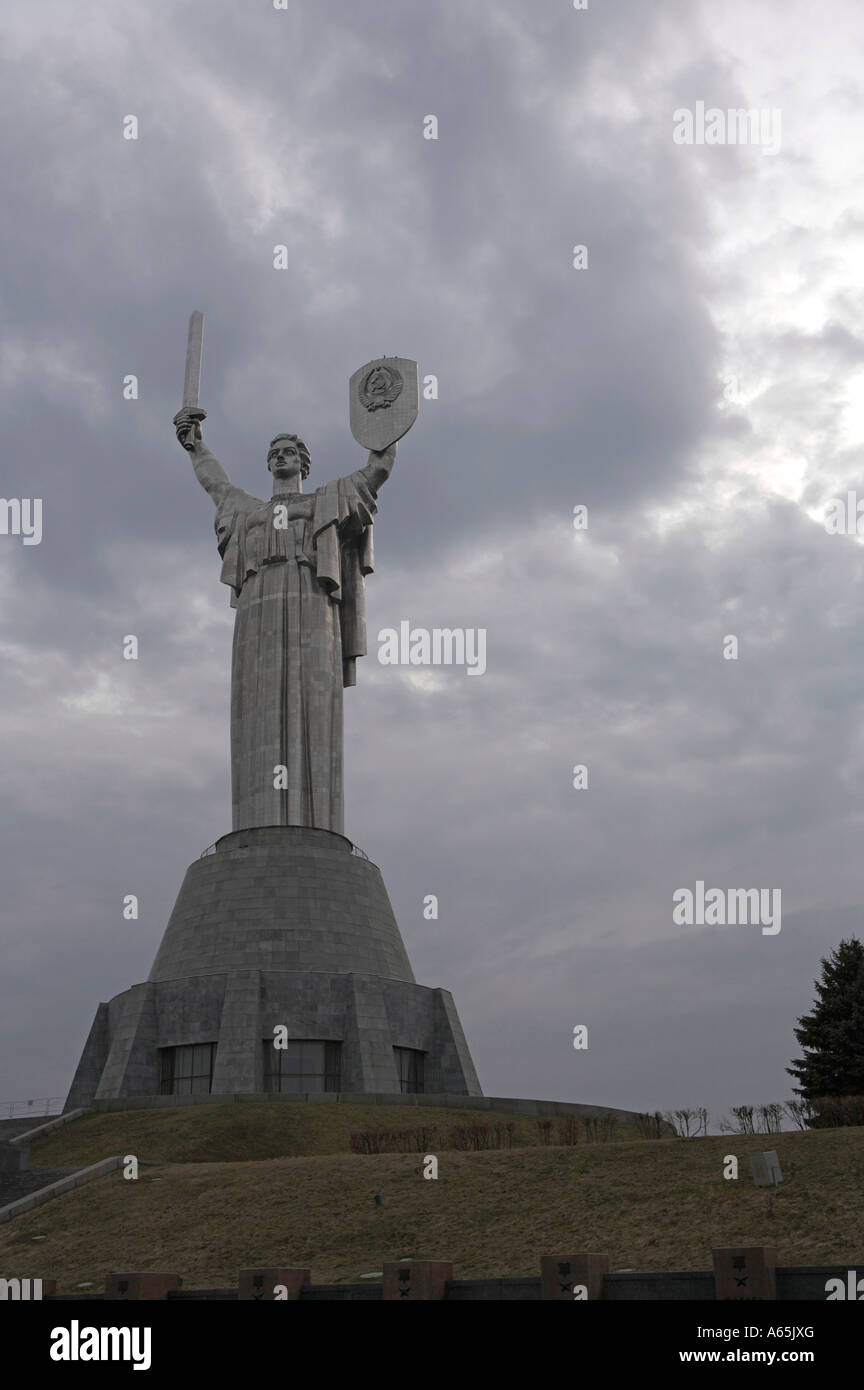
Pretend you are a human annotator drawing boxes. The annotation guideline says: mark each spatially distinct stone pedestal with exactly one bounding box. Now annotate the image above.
[105,1272,180,1300]
[712,1246,778,1301]
[540,1253,609,1300]
[382,1261,453,1300]
[238,1268,310,1301]
[66,827,481,1106]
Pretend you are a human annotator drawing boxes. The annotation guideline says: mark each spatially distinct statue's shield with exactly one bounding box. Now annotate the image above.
[349,357,418,451]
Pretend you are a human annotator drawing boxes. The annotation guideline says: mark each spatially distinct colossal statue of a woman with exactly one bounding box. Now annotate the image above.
[174,406,396,835]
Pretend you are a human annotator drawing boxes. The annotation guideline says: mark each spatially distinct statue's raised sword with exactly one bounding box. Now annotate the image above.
[175,310,206,450]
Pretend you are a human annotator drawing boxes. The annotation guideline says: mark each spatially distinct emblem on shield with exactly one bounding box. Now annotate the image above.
[350,356,418,451]
[360,362,403,412]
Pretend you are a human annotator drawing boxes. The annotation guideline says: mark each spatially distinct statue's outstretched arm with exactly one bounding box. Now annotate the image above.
[174,407,231,505]
[361,442,397,494]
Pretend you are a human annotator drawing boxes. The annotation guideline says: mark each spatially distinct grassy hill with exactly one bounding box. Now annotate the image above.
[2,1105,862,1292]
[24,1101,632,1167]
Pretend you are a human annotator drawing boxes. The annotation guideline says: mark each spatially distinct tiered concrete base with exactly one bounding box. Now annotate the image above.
[66,827,481,1107]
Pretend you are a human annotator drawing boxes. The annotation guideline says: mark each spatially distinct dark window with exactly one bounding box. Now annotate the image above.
[263,1039,341,1093]
[160,1043,215,1096]
[394,1047,425,1094]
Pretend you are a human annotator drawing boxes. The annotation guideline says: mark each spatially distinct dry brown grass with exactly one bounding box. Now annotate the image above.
[3,1120,864,1292]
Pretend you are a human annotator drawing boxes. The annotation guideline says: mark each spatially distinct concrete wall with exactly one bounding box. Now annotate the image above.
[148,827,415,983]
[0,1141,26,1179]
[66,971,482,1106]
[66,825,482,1107]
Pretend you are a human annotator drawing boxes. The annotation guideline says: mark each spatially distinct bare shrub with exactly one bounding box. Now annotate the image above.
[663,1108,709,1138]
[449,1121,515,1151]
[451,1123,493,1151]
[536,1119,554,1145]
[755,1103,784,1134]
[784,1098,814,1131]
[635,1111,666,1140]
[719,1105,755,1135]
[558,1117,580,1145]
[583,1114,619,1143]
[349,1126,438,1154]
[598,1114,619,1142]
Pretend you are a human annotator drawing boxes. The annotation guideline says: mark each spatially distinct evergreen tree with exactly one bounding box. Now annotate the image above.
[787,937,864,1099]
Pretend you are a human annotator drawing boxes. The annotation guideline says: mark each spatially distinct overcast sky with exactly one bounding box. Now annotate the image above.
[2,0,864,1130]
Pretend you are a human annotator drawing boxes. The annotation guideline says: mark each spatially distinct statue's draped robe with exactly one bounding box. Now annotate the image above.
[214,467,378,833]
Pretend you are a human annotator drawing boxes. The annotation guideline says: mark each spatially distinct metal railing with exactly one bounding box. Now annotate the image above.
[204,834,375,856]
[0,1097,64,1120]
[200,838,371,861]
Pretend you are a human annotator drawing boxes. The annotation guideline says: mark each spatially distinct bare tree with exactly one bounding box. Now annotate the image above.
[719,1105,755,1135]
[756,1102,784,1134]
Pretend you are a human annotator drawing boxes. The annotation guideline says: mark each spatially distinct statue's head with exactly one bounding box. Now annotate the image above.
[267,433,310,482]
